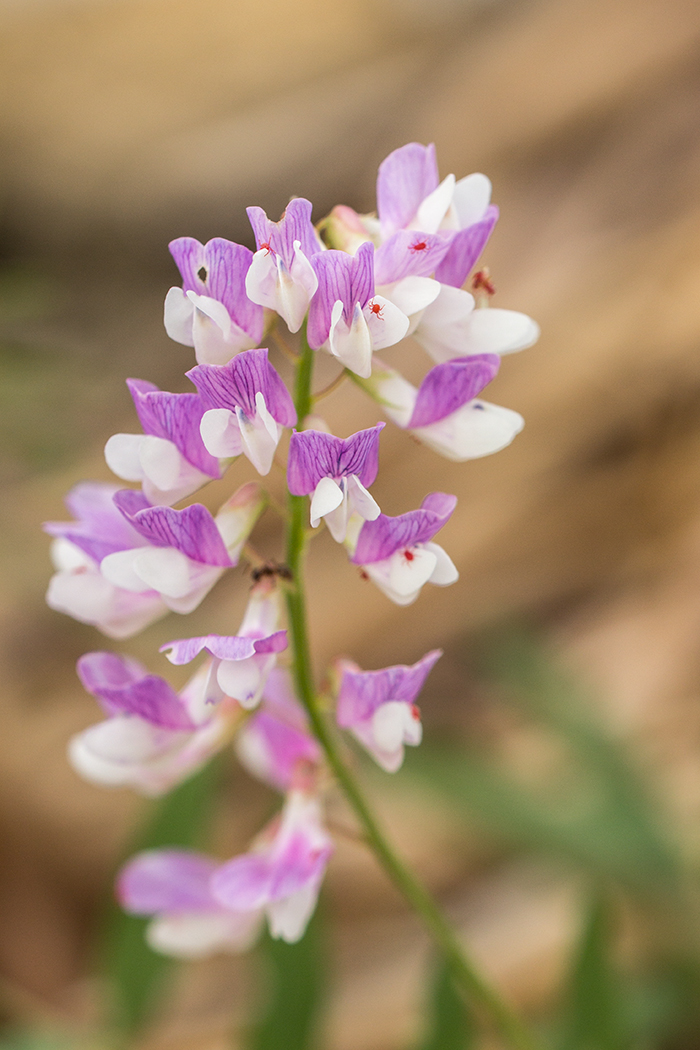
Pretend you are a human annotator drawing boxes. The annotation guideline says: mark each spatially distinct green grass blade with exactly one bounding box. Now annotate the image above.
[248,905,326,1050]
[417,953,476,1050]
[102,757,223,1037]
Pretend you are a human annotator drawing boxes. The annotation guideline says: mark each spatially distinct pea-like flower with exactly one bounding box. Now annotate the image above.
[245,198,322,333]
[188,348,296,476]
[70,651,241,796]
[117,850,262,958]
[357,354,524,461]
[164,237,264,365]
[105,379,221,506]
[287,423,384,541]
[348,492,458,606]
[160,579,287,710]
[335,650,442,771]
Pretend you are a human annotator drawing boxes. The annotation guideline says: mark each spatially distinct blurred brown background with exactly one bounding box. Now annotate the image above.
[2,0,700,1046]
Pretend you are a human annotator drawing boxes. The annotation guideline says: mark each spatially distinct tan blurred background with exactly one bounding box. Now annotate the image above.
[2,0,700,1046]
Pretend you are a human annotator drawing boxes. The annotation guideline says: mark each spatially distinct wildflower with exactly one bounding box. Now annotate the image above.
[105,379,221,506]
[70,651,240,795]
[287,423,384,541]
[118,850,262,957]
[211,789,333,943]
[164,237,264,365]
[245,198,322,333]
[356,354,524,461]
[348,492,458,605]
[188,348,296,475]
[335,649,442,771]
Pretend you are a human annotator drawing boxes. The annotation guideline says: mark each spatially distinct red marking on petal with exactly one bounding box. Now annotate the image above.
[409,240,427,252]
[411,704,421,720]
[403,548,415,562]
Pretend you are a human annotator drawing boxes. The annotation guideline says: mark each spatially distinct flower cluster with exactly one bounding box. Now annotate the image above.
[45,143,537,953]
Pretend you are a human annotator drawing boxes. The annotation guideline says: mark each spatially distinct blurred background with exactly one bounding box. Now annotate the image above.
[3,0,700,1046]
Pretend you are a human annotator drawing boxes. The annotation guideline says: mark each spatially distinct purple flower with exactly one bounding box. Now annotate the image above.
[211,790,333,943]
[376,142,499,288]
[118,850,262,957]
[187,348,296,476]
[335,650,441,771]
[245,198,321,333]
[236,668,322,792]
[105,379,221,506]
[348,492,458,606]
[287,423,384,541]
[307,242,409,378]
[99,483,265,615]
[44,482,168,638]
[70,651,241,796]
[355,355,524,461]
[161,579,287,710]
[414,284,540,364]
[164,237,264,365]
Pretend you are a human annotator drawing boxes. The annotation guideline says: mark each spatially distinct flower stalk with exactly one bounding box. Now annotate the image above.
[284,333,544,1050]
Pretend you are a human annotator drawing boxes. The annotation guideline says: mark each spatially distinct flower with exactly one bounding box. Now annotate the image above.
[307,242,409,378]
[104,379,221,506]
[187,348,296,476]
[245,198,322,333]
[100,483,264,615]
[211,789,333,943]
[348,492,458,605]
[356,354,524,461]
[44,482,168,638]
[164,237,264,365]
[118,850,262,958]
[335,649,442,771]
[236,668,322,792]
[160,579,288,710]
[70,651,240,795]
[287,423,384,541]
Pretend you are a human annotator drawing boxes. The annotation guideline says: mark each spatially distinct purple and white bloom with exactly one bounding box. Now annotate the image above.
[44,482,167,638]
[245,198,321,333]
[187,348,296,476]
[164,237,264,365]
[356,355,524,461]
[161,579,287,710]
[348,492,458,606]
[100,483,264,615]
[287,423,384,542]
[335,650,442,772]
[211,790,333,943]
[105,379,221,506]
[118,850,262,958]
[236,668,322,792]
[413,283,540,364]
[376,142,499,288]
[307,242,409,379]
[70,651,241,796]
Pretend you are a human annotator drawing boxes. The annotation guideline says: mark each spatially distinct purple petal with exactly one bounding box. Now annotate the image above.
[407,355,500,428]
[169,237,206,294]
[77,651,194,729]
[187,348,296,427]
[212,833,330,911]
[118,849,221,914]
[247,198,320,267]
[337,649,442,726]
[351,492,457,564]
[170,237,264,342]
[308,243,375,347]
[126,380,220,477]
[434,206,499,287]
[287,423,384,494]
[376,143,439,236]
[239,710,321,792]
[374,231,451,285]
[161,631,287,665]
[113,494,232,566]
[44,482,146,563]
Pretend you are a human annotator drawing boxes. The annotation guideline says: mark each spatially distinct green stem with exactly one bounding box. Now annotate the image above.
[284,332,545,1050]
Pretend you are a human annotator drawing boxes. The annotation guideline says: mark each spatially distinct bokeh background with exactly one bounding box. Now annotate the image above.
[2,0,700,1046]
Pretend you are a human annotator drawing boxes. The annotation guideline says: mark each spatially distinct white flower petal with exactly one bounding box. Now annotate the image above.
[267,884,319,943]
[451,173,491,228]
[423,542,459,586]
[104,433,145,483]
[200,408,243,458]
[164,287,194,346]
[329,300,373,378]
[100,549,153,593]
[347,475,380,521]
[371,701,410,753]
[412,400,524,460]
[217,655,265,710]
[147,912,261,959]
[413,174,455,233]
[364,295,409,352]
[310,477,343,528]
